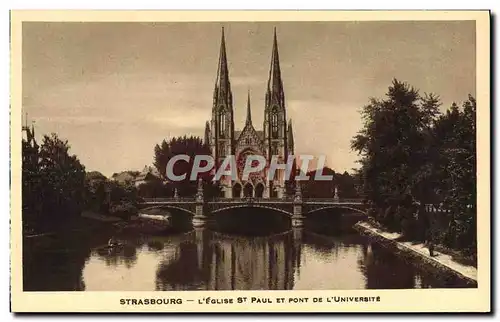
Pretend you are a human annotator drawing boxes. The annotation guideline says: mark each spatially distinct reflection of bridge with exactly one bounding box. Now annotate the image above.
[138,180,366,228]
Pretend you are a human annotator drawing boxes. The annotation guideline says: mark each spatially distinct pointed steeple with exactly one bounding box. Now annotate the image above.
[245,89,252,125]
[211,27,235,160]
[267,27,284,96]
[214,27,231,103]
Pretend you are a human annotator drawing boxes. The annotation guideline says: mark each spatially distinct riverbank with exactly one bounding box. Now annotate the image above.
[82,210,183,237]
[354,221,477,287]
[24,211,118,240]
[24,211,180,244]
[81,210,121,223]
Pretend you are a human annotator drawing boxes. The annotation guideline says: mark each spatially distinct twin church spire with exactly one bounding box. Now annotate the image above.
[213,27,286,126]
[210,26,293,163]
[208,26,293,198]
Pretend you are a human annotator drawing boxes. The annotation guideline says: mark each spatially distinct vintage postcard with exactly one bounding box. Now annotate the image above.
[10,10,490,313]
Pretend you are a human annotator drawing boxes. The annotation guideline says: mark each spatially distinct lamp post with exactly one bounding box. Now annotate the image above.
[334,185,339,201]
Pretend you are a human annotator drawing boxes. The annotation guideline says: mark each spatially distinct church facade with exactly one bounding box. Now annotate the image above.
[204,28,294,199]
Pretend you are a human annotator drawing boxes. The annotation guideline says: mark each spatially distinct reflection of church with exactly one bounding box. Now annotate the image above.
[155,229,300,291]
[204,28,294,199]
[207,231,299,290]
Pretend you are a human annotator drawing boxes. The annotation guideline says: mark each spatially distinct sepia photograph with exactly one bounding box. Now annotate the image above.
[10,10,490,313]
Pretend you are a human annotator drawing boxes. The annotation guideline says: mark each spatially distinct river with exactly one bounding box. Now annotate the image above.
[22,210,471,291]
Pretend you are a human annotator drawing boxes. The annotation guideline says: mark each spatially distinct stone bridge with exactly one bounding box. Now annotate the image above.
[138,180,366,228]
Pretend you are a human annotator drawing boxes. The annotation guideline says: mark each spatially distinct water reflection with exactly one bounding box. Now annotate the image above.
[357,242,416,289]
[23,232,93,291]
[357,242,468,289]
[95,244,138,268]
[24,224,473,291]
[154,229,300,290]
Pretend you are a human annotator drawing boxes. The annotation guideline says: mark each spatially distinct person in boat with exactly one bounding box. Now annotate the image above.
[108,237,120,247]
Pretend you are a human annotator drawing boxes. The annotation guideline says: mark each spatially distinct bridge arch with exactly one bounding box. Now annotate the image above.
[255,182,265,198]
[305,205,367,216]
[140,205,196,216]
[243,182,254,198]
[211,204,293,217]
[232,182,242,198]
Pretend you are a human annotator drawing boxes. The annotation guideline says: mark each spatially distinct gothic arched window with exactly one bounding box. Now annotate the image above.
[271,109,279,138]
[218,109,226,138]
[271,142,279,156]
[218,143,225,157]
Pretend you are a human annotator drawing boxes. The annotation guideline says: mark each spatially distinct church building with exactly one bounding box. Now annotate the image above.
[204,28,294,199]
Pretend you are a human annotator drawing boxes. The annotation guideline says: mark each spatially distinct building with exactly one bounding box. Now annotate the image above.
[204,28,294,199]
[133,165,163,187]
[111,171,138,185]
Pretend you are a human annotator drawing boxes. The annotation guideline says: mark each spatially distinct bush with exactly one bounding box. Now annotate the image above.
[110,202,137,220]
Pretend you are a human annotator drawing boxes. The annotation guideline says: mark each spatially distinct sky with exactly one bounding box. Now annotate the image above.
[22,21,476,177]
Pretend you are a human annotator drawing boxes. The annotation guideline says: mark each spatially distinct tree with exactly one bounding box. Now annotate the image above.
[23,133,87,232]
[302,167,336,198]
[351,79,441,230]
[84,171,108,212]
[354,81,429,200]
[432,96,476,252]
[137,179,171,198]
[39,134,86,220]
[153,140,170,179]
[22,128,41,232]
[152,135,220,197]
[351,79,476,256]
[335,171,358,199]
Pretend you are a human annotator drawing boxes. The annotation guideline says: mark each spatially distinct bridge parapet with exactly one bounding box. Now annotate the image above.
[141,197,196,204]
[304,198,364,204]
[138,197,368,227]
[137,197,453,229]
[140,197,365,205]
[208,197,296,205]
[145,197,363,202]
[208,196,294,203]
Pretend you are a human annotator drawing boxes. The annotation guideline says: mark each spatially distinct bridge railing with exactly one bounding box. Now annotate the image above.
[207,197,296,203]
[140,197,195,203]
[140,197,365,204]
[304,198,365,203]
